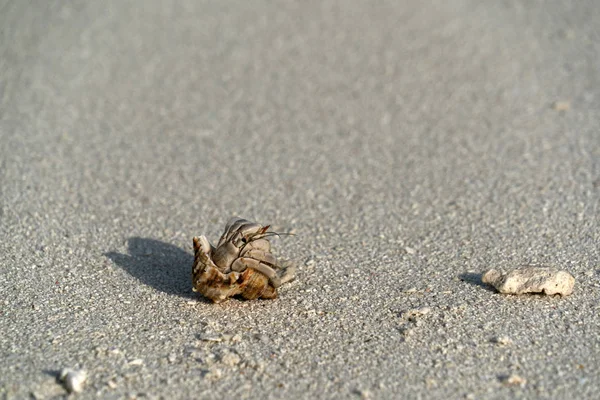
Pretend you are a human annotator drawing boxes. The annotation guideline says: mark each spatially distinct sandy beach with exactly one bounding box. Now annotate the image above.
[1,1,599,398]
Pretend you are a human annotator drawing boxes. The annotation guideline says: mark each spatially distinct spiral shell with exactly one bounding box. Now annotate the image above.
[192,217,295,303]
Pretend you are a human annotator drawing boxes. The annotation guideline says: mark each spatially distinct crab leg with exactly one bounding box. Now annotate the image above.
[231,257,282,288]
[240,238,271,254]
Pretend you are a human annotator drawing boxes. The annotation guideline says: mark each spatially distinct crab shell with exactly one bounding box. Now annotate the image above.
[191,218,289,303]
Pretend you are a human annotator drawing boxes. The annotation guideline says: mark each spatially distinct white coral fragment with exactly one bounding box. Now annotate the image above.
[482,267,575,296]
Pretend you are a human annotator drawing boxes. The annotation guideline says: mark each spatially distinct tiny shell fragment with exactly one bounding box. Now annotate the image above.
[482,267,575,296]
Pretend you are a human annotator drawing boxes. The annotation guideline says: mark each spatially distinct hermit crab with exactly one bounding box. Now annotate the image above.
[192,217,296,303]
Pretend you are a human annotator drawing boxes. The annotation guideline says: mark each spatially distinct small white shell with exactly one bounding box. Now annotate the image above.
[59,368,87,393]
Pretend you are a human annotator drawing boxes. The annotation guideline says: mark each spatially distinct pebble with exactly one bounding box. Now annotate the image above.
[108,347,121,356]
[402,307,431,321]
[503,374,527,386]
[399,326,414,337]
[353,389,372,399]
[230,333,243,343]
[492,336,513,346]
[220,352,241,366]
[59,368,87,393]
[552,101,570,111]
[204,368,223,380]
[255,334,269,343]
[198,334,222,342]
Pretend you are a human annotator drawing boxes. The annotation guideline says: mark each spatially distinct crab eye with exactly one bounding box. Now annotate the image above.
[241,237,247,244]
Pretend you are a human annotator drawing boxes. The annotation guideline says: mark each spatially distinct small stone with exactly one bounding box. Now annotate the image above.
[167,353,177,364]
[417,307,431,315]
[504,374,526,386]
[255,334,269,343]
[552,101,570,111]
[405,246,416,255]
[59,368,87,393]
[107,380,118,389]
[353,388,372,399]
[220,352,241,366]
[198,334,222,342]
[128,359,144,366]
[492,336,513,346]
[108,347,121,356]
[482,267,575,296]
[400,326,414,337]
[204,367,223,380]
[94,346,107,358]
[402,307,431,321]
[221,334,233,341]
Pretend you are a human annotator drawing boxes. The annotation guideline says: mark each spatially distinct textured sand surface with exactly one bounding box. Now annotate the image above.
[1,1,599,399]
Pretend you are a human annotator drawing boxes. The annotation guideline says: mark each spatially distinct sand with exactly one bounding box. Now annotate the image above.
[1,1,599,399]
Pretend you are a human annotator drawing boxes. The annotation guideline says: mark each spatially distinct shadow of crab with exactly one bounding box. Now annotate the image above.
[105,237,198,299]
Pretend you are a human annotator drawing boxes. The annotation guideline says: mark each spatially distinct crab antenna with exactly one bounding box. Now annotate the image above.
[261,231,295,239]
